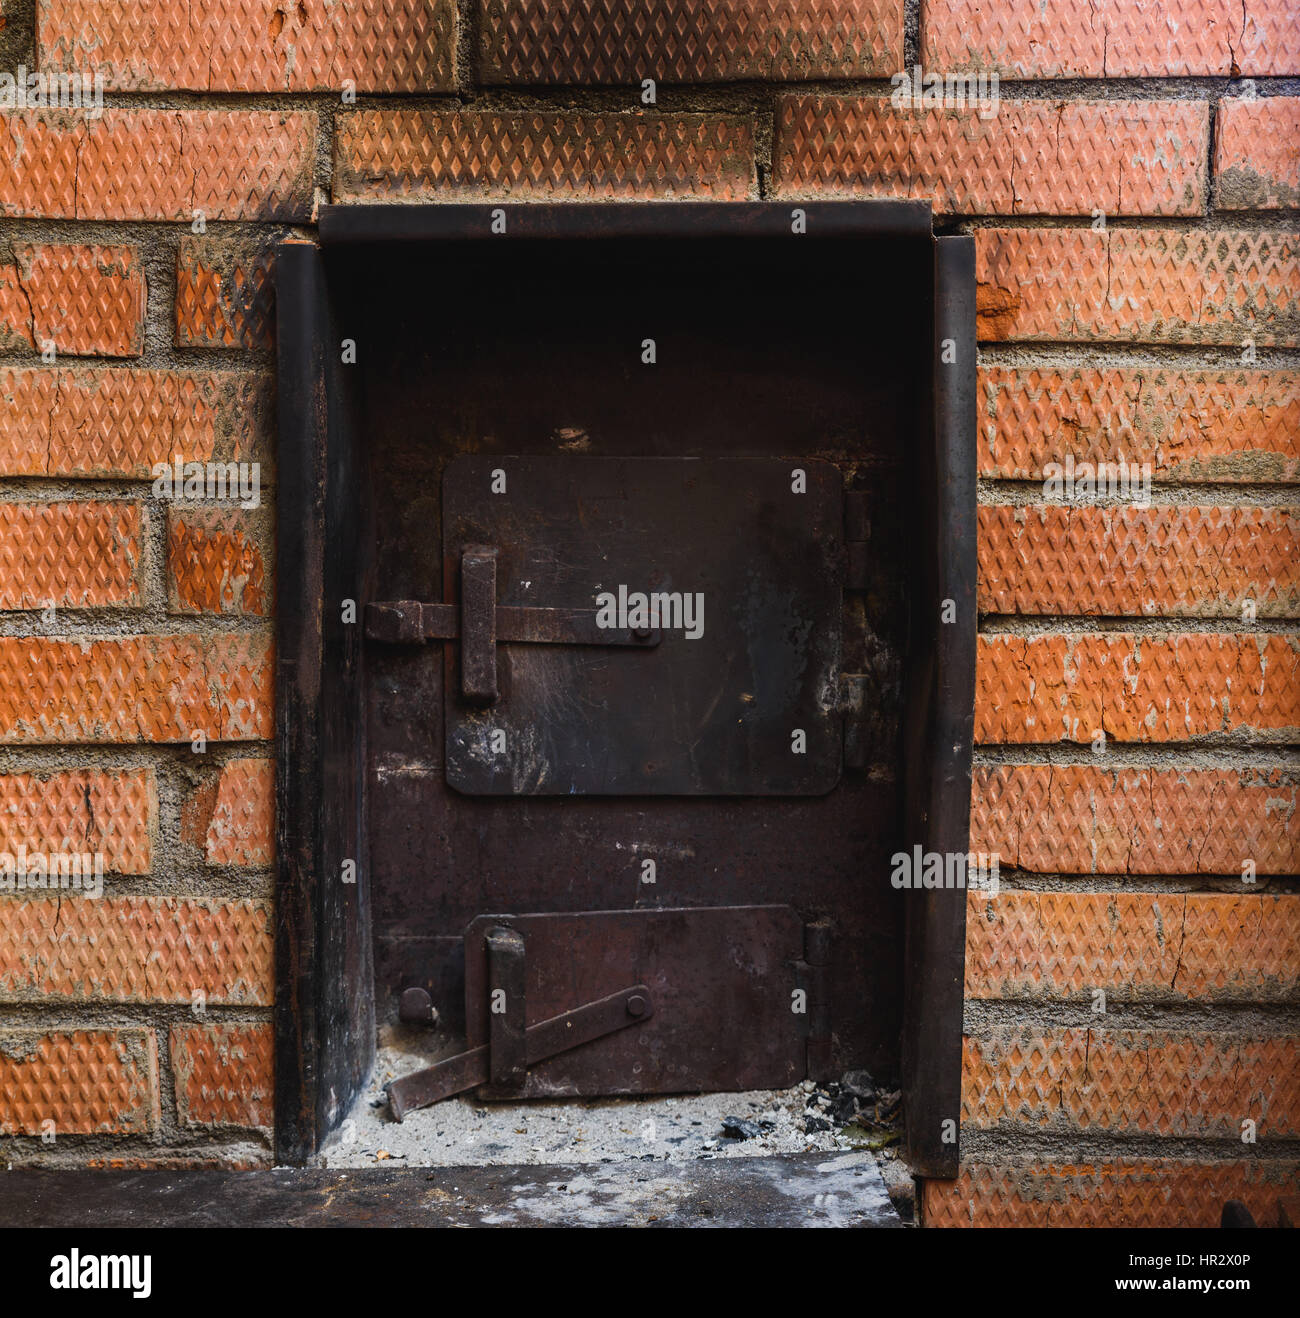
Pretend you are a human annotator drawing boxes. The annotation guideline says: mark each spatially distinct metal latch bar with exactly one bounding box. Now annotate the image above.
[365,546,661,701]
[386,983,654,1120]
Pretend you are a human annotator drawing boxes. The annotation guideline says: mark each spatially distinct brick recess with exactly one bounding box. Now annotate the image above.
[975,633,1299,743]
[0,898,272,1004]
[175,240,278,351]
[478,0,902,82]
[181,759,275,866]
[0,1030,158,1136]
[922,1162,1300,1229]
[971,765,1300,874]
[0,245,144,357]
[0,501,144,609]
[334,110,757,201]
[39,0,456,92]
[0,769,155,874]
[921,0,1300,77]
[773,98,1208,215]
[976,230,1299,345]
[170,1023,273,1130]
[0,110,315,221]
[963,1029,1300,1136]
[966,891,1300,1000]
[978,506,1300,617]
[0,368,270,479]
[977,367,1300,483]
[0,635,273,743]
[1215,97,1300,210]
[167,506,272,616]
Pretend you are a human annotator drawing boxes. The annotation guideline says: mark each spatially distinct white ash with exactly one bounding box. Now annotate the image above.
[317,1043,885,1171]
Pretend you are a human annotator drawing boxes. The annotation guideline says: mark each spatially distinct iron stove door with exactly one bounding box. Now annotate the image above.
[440,455,843,796]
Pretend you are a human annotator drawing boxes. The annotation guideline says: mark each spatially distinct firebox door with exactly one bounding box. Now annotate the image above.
[368,455,844,796]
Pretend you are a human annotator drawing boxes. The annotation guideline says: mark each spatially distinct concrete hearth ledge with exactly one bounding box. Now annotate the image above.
[3,1152,899,1228]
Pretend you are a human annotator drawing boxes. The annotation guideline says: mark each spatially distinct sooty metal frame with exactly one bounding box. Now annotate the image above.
[274,202,976,1176]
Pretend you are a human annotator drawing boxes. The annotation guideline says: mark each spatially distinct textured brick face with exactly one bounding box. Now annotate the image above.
[0,770,155,874]
[773,98,1208,215]
[167,506,272,616]
[978,505,1300,617]
[967,892,1300,1001]
[977,367,1300,483]
[334,110,757,201]
[0,245,144,357]
[0,502,144,609]
[922,0,1300,77]
[923,1161,1300,1228]
[0,898,272,1004]
[1216,97,1300,210]
[0,368,270,479]
[975,634,1300,743]
[0,635,273,743]
[976,230,1300,345]
[0,110,315,222]
[0,1030,158,1136]
[479,0,902,83]
[175,240,277,351]
[38,0,457,92]
[182,759,275,866]
[971,765,1300,875]
[170,1023,273,1130]
[964,1029,1300,1136]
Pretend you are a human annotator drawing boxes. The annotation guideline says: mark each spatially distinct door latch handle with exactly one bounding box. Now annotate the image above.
[460,545,499,702]
[364,546,662,703]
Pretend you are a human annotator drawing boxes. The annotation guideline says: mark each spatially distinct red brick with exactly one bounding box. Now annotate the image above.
[182,759,275,866]
[175,239,276,351]
[167,506,271,617]
[1216,97,1300,210]
[170,1023,272,1131]
[479,0,901,82]
[971,765,1300,874]
[0,897,272,1003]
[39,0,456,92]
[967,891,1300,1000]
[0,110,315,221]
[921,0,1300,78]
[975,633,1300,743]
[978,506,1300,617]
[977,367,1300,483]
[963,1029,1300,1137]
[0,634,273,743]
[0,245,144,358]
[0,367,270,480]
[922,1160,1300,1228]
[0,1029,158,1136]
[0,769,155,874]
[334,110,757,202]
[774,97,1207,215]
[976,229,1299,346]
[0,501,144,609]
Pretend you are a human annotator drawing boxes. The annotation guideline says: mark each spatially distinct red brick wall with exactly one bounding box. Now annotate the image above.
[0,1,1295,1214]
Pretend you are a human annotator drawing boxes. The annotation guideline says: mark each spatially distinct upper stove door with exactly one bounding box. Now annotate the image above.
[439,455,843,796]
